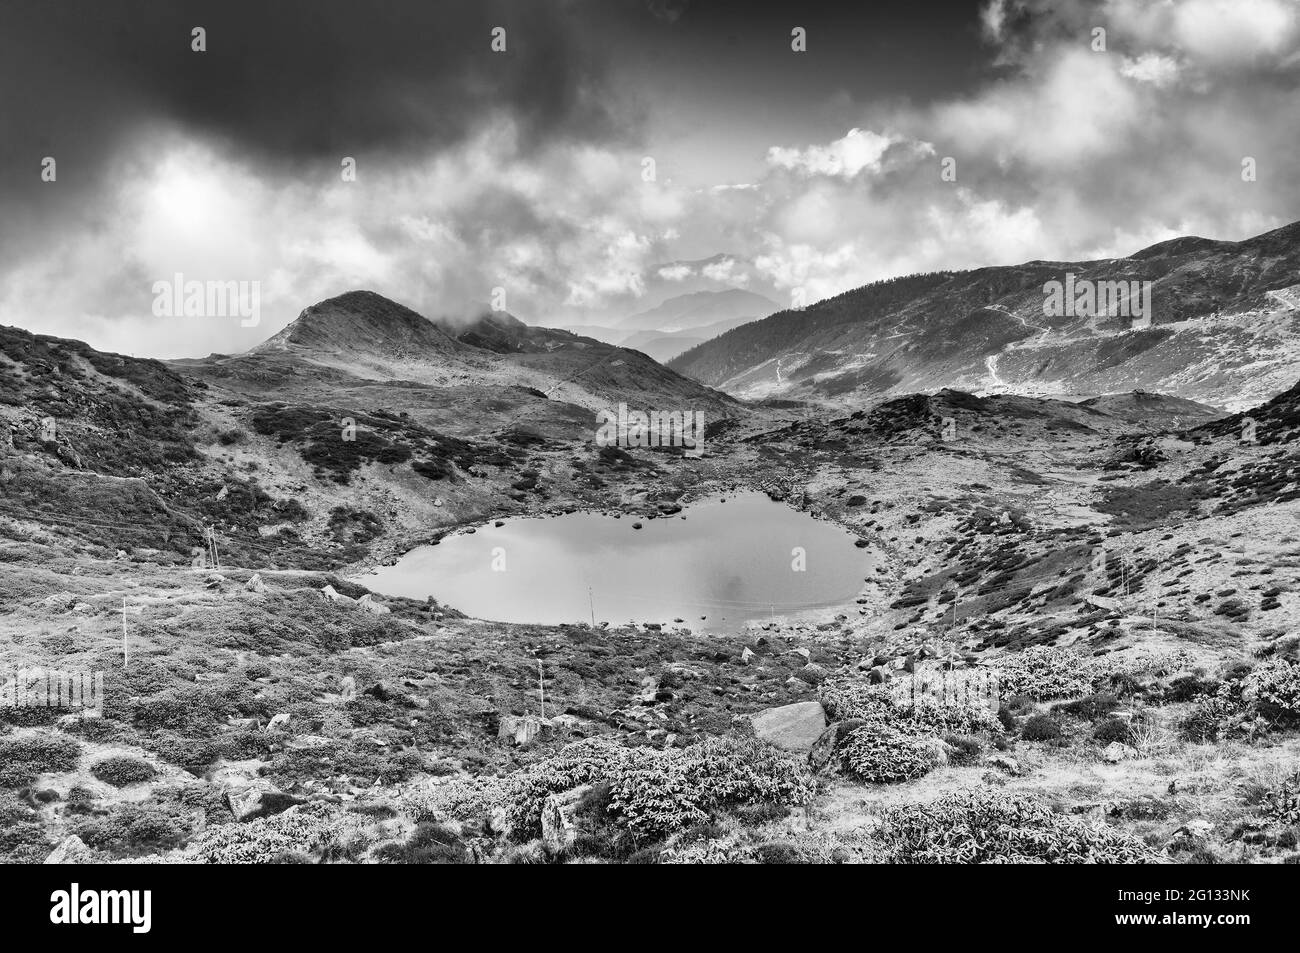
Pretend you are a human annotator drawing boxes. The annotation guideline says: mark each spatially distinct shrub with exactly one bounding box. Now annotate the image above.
[1165,675,1216,703]
[456,735,817,846]
[838,726,940,784]
[0,821,51,862]
[73,804,190,856]
[191,803,339,863]
[0,734,81,788]
[1020,713,1063,741]
[905,698,1002,735]
[1093,719,1133,744]
[90,756,157,787]
[942,734,982,766]
[818,680,896,721]
[1257,772,1300,825]
[874,790,1160,863]
[1179,691,1242,743]
[373,822,468,864]
[1243,658,1300,723]
[1053,692,1119,721]
[995,647,1092,699]
[997,704,1017,731]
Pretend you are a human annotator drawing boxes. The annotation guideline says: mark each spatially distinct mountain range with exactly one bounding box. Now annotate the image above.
[670,221,1300,412]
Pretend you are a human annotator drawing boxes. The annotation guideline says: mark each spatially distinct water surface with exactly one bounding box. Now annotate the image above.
[359,491,873,632]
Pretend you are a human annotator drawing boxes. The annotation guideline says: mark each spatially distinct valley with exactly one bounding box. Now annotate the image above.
[2,258,1299,864]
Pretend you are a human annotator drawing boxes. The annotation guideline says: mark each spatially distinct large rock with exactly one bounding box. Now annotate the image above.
[227,785,304,822]
[356,594,391,615]
[748,701,827,753]
[498,714,551,746]
[44,835,92,864]
[541,784,592,856]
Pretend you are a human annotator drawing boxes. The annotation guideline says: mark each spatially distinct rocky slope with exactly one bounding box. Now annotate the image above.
[670,221,1300,411]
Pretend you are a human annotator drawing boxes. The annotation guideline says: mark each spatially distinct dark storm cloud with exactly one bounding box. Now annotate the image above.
[0,0,625,257]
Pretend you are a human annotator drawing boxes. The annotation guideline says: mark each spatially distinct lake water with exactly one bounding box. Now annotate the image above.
[357,491,874,632]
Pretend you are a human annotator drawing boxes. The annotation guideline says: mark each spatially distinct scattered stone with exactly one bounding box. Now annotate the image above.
[749,701,827,753]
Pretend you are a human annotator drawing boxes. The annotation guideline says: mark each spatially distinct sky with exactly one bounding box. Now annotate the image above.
[2,0,1299,358]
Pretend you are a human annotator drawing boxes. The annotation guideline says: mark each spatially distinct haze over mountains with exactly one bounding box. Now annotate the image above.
[670,220,1300,412]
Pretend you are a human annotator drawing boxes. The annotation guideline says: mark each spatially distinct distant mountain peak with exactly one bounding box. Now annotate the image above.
[250,290,466,358]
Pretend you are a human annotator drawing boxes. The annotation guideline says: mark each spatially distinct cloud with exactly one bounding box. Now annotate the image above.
[657,264,694,281]
[766,128,904,178]
[1120,53,1182,87]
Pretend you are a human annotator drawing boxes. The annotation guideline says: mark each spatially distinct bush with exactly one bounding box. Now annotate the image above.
[942,734,982,766]
[1180,691,1242,743]
[995,647,1092,699]
[373,822,468,864]
[1243,658,1300,723]
[838,726,940,784]
[1053,692,1119,721]
[1093,719,1133,744]
[443,735,818,846]
[996,704,1017,731]
[73,803,190,856]
[0,734,81,788]
[90,756,157,787]
[1257,772,1300,824]
[191,803,341,863]
[1020,714,1063,741]
[874,790,1160,863]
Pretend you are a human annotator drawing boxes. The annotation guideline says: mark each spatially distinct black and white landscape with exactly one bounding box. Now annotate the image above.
[1,0,1299,878]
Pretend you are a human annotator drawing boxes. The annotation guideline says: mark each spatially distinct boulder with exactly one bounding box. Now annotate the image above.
[748,701,828,753]
[541,785,593,856]
[266,712,291,731]
[740,647,756,665]
[245,573,266,593]
[321,585,354,605]
[498,714,550,746]
[1103,742,1138,763]
[44,835,92,865]
[356,594,391,615]
[227,785,304,822]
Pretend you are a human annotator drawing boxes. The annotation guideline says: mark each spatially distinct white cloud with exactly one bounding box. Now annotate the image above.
[656,264,693,281]
[1120,52,1182,87]
[766,128,902,178]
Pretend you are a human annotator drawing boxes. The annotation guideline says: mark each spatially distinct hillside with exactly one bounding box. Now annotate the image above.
[670,221,1300,410]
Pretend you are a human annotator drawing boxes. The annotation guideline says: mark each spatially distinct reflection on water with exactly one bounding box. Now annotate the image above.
[358,491,874,632]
